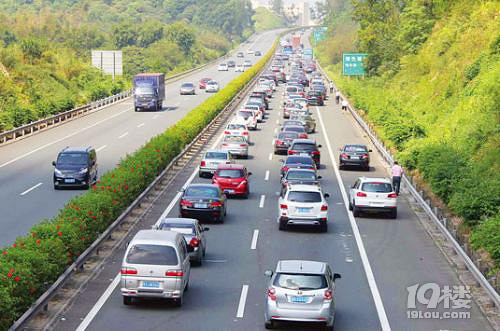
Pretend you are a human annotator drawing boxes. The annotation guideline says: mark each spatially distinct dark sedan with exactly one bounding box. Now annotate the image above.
[288,139,322,167]
[339,144,372,170]
[280,168,321,194]
[280,155,317,177]
[179,184,227,223]
[274,131,300,154]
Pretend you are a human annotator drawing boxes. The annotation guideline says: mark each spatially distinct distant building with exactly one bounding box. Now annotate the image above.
[300,1,310,26]
[283,1,310,26]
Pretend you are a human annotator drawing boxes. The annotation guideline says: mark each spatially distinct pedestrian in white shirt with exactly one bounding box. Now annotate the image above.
[335,91,340,104]
[341,99,348,111]
[391,161,404,195]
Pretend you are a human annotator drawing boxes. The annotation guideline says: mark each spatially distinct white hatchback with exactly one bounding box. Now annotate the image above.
[224,121,250,143]
[278,184,330,232]
[348,177,398,218]
[218,63,228,71]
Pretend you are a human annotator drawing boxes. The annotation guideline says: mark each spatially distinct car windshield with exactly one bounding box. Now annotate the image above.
[292,143,315,151]
[274,273,327,290]
[286,171,316,180]
[57,153,88,165]
[224,135,245,143]
[185,186,219,197]
[205,152,228,160]
[344,146,368,152]
[286,156,313,165]
[159,223,195,235]
[288,191,322,202]
[207,82,217,86]
[135,86,155,95]
[361,182,393,193]
[126,244,178,265]
[227,124,246,130]
[216,169,244,178]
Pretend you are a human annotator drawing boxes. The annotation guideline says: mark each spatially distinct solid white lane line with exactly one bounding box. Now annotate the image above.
[20,182,43,196]
[278,111,281,116]
[265,170,270,181]
[250,229,259,250]
[118,132,129,139]
[268,152,272,161]
[76,275,120,331]
[275,119,279,124]
[96,145,107,152]
[274,128,278,134]
[236,285,249,318]
[0,108,130,169]
[259,195,265,208]
[315,106,391,331]
[137,122,145,128]
[76,127,229,331]
[152,114,159,119]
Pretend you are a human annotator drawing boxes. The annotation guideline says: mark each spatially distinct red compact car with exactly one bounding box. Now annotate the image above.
[212,164,252,198]
[199,78,211,89]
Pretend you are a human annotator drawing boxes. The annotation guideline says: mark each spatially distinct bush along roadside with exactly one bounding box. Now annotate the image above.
[0,39,277,330]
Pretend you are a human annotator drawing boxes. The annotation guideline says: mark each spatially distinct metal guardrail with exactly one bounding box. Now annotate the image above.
[8,41,276,331]
[316,63,500,308]
[0,32,263,147]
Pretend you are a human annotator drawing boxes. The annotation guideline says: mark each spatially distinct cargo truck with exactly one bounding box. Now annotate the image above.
[291,35,301,49]
[133,73,165,112]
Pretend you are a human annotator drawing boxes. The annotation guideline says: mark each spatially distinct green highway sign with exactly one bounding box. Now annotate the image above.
[342,52,367,76]
[313,27,327,44]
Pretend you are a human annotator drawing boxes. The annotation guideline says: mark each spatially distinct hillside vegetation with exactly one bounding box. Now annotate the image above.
[0,0,255,132]
[253,7,287,32]
[316,0,500,273]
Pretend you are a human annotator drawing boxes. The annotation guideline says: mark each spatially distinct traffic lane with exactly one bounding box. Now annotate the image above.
[317,101,492,330]
[238,92,381,330]
[0,31,282,245]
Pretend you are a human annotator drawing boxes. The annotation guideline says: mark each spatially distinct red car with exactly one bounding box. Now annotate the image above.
[212,164,252,198]
[199,78,211,89]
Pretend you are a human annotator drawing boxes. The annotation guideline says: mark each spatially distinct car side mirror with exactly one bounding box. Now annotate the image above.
[248,172,253,176]
[279,159,284,163]
[317,144,322,148]
[333,273,341,280]
[264,270,273,277]
[203,227,210,232]
[52,161,56,166]
[125,241,130,248]
[324,193,330,198]
[151,225,158,230]
[369,149,373,152]
[317,175,322,179]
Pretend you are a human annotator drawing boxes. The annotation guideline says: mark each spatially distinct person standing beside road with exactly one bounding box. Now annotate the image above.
[335,91,341,104]
[329,80,334,93]
[341,99,348,111]
[391,161,403,195]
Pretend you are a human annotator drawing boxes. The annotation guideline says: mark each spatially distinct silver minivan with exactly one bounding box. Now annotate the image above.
[121,230,191,306]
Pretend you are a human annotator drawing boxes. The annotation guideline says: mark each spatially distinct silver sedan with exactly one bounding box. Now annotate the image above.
[220,135,249,159]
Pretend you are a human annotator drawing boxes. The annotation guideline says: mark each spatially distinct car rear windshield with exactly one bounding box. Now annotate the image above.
[286,171,316,180]
[126,244,178,266]
[278,132,299,140]
[159,223,195,235]
[227,124,246,130]
[238,111,253,118]
[286,87,298,92]
[185,186,219,197]
[361,182,393,193]
[288,191,322,202]
[216,169,244,178]
[205,152,228,160]
[292,143,315,151]
[286,156,313,165]
[283,121,302,127]
[224,135,246,143]
[274,273,327,290]
[344,145,368,152]
[181,83,193,88]
[57,153,88,165]
[284,126,305,133]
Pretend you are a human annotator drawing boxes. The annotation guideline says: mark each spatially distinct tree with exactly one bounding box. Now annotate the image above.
[20,38,45,63]
[270,0,283,16]
[164,21,196,55]
[112,22,138,48]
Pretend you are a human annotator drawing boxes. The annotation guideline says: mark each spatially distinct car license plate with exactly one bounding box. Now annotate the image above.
[291,296,307,303]
[142,281,160,288]
[65,179,75,183]
[300,153,309,156]
[297,207,311,213]
[224,189,235,194]
[194,203,208,208]
[351,156,359,160]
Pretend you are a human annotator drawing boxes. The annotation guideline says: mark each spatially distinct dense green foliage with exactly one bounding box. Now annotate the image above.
[0,39,277,330]
[253,7,287,32]
[0,0,256,132]
[316,0,500,269]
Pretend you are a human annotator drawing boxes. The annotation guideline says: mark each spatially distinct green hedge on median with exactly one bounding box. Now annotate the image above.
[0,40,277,330]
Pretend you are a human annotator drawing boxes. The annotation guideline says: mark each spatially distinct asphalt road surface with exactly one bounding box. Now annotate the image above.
[51,40,492,331]
[0,29,281,246]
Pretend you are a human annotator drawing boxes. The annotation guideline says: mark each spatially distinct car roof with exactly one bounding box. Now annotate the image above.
[204,149,229,154]
[276,260,327,274]
[159,218,198,226]
[186,183,220,189]
[359,177,391,183]
[217,163,245,170]
[60,147,92,153]
[132,229,180,243]
[286,168,316,174]
[286,155,313,161]
[344,144,368,148]
[291,139,315,144]
[288,184,322,192]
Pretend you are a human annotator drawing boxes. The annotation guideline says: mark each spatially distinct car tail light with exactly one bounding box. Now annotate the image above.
[356,192,367,197]
[311,151,320,156]
[275,139,283,145]
[321,205,328,211]
[120,267,137,275]
[268,287,277,301]
[288,150,297,155]
[211,201,223,207]
[189,237,200,247]
[299,133,307,139]
[282,166,289,173]
[240,144,248,147]
[166,270,184,277]
[280,204,288,210]
[341,153,349,159]
[200,161,206,167]
[243,131,249,135]
[388,193,398,198]
[237,180,247,187]
[324,289,333,300]
[224,130,230,134]
[361,154,369,159]
[180,199,193,207]
[222,143,228,146]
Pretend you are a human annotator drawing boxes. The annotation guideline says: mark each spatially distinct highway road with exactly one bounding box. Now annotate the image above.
[0,29,281,246]
[50,38,492,330]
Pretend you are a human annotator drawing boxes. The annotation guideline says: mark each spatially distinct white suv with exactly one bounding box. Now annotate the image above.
[278,184,330,232]
[236,109,258,130]
[348,177,398,218]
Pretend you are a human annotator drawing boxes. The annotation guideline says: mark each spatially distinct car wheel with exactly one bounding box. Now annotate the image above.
[198,171,204,178]
[364,165,370,171]
[320,222,328,233]
[265,320,274,329]
[184,280,189,291]
[353,205,361,217]
[123,296,132,305]
[348,200,353,211]
[338,163,343,170]
[53,183,58,190]
[173,296,182,307]
[134,107,138,112]
[278,219,287,231]
[390,209,398,219]
[324,323,334,331]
